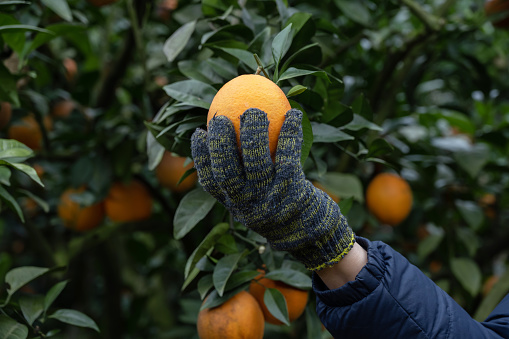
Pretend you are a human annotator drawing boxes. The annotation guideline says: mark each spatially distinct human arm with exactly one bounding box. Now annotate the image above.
[315,237,509,339]
[316,242,367,289]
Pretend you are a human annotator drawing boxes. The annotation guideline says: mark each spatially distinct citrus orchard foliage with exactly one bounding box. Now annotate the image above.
[0,0,508,338]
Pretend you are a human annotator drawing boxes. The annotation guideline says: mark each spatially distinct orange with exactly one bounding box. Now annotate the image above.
[156,0,178,21]
[7,114,52,150]
[249,271,309,325]
[312,181,340,203]
[58,187,105,231]
[104,180,153,222]
[197,291,264,339]
[87,0,117,6]
[0,102,12,129]
[63,58,77,82]
[366,173,413,226]
[485,0,509,29]
[33,164,45,178]
[429,260,442,274]
[207,74,291,159]
[21,197,40,218]
[482,275,500,296]
[155,151,197,193]
[51,100,75,118]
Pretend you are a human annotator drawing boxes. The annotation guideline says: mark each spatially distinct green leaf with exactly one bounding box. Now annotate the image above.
[0,139,34,163]
[44,280,69,312]
[322,101,353,127]
[0,315,28,339]
[451,257,481,297]
[334,0,371,26]
[272,23,293,73]
[0,1,31,5]
[311,123,354,143]
[146,131,165,171]
[41,0,72,22]
[184,223,229,278]
[215,234,238,254]
[213,252,245,297]
[0,162,44,187]
[163,20,196,62]
[0,185,24,223]
[280,43,320,75]
[49,309,100,332]
[453,144,490,178]
[474,269,509,321]
[0,166,11,185]
[318,173,364,202]
[306,303,324,338]
[264,288,290,325]
[224,270,259,291]
[264,269,312,289]
[178,60,222,85]
[457,228,480,257]
[197,275,214,300]
[200,286,246,310]
[337,197,354,215]
[27,23,85,56]
[0,24,54,34]
[205,58,237,79]
[351,93,373,120]
[286,85,307,97]
[174,187,217,239]
[215,47,258,71]
[278,67,330,83]
[455,200,483,231]
[19,294,44,326]
[417,233,444,259]
[367,139,394,158]
[3,267,50,306]
[163,80,217,109]
[284,12,313,37]
[343,114,382,132]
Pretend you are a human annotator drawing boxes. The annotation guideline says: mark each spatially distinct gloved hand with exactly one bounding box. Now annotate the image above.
[191,108,355,271]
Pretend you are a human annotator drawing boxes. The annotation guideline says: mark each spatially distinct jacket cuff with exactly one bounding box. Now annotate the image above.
[312,237,386,307]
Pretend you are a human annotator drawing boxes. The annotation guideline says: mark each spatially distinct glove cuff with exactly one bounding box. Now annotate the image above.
[270,213,356,271]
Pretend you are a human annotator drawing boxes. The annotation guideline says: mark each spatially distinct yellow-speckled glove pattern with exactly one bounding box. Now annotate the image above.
[191,108,355,271]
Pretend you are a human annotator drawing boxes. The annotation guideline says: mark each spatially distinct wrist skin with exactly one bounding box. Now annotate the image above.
[316,242,368,290]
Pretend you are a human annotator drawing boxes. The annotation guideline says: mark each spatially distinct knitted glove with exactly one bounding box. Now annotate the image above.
[191,108,355,271]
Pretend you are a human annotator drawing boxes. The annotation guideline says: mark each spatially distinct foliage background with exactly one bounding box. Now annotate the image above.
[0,0,508,338]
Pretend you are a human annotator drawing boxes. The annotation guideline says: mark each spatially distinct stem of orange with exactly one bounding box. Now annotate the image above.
[253,54,270,79]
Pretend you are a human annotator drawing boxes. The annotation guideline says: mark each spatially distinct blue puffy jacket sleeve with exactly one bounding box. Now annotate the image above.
[313,237,509,339]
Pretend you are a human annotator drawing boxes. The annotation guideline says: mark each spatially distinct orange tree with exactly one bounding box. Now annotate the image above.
[0,0,508,338]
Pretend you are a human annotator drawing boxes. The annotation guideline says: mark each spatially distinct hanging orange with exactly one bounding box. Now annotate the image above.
[207,74,291,159]
[366,173,413,226]
[58,187,105,231]
[197,291,264,339]
[104,180,153,222]
[155,151,197,193]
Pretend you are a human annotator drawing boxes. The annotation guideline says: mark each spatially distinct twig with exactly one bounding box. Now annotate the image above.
[253,54,270,79]
[399,0,443,32]
[127,0,152,118]
[92,0,152,109]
